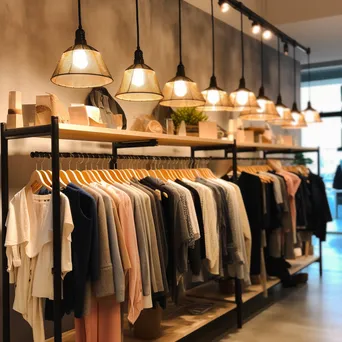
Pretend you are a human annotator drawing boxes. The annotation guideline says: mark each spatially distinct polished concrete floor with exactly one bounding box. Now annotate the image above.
[218,234,342,342]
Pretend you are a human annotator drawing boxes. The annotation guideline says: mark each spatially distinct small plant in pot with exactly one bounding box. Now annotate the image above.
[171,107,208,136]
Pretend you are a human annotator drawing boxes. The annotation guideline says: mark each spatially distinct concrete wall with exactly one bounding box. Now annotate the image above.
[0,0,300,340]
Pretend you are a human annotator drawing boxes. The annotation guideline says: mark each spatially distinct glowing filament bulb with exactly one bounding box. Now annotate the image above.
[174,80,188,97]
[72,49,88,69]
[207,89,220,105]
[276,106,285,117]
[220,2,229,13]
[257,99,267,113]
[132,68,145,87]
[236,90,249,106]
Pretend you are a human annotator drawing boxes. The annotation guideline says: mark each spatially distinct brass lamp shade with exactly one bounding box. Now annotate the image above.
[160,65,205,108]
[230,78,259,112]
[303,101,322,123]
[271,107,294,125]
[198,76,233,111]
[240,96,279,121]
[116,62,163,102]
[282,103,307,129]
[51,43,113,88]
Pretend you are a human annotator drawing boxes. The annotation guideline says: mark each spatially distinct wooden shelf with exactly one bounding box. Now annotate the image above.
[6,123,318,153]
[124,298,236,342]
[186,255,319,304]
[58,124,233,147]
[46,298,236,342]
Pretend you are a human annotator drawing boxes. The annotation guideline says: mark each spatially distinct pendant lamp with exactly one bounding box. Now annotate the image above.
[160,0,205,107]
[271,37,293,125]
[230,11,259,112]
[197,0,233,112]
[303,50,322,123]
[240,32,279,121]
[283,45,307,129]
[51,0,113,88]
[116,0,163,102]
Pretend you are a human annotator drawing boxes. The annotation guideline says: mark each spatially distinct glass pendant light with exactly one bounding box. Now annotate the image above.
[160,0,205,107]
[271,37,293,125]
[51,0,113,88]
[283,45,307,129]
[197,0,233,112]
[240,33,279,121]
[116,0,163,102]
[230,11,259,112]
[303,50,322,123]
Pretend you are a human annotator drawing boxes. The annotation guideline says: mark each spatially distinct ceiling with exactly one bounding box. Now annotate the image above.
[185,0,342,65]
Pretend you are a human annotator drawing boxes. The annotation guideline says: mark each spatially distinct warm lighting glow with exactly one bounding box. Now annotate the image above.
[252,22,261,35]
[257,98,267,112]
[276,105,285,117]
[207,89,220,105]
[174,80,188,97]
[282,108,307,129]
[271,107,293,125]
[160,74,205,108]
[131,68,145,87]
[236,89,249,106]
[220,2,230,13]
[51,44,113,88]
[72,49,88,69]
[263,30,272,40]
[303,102,322,123]
[116,64,163,102]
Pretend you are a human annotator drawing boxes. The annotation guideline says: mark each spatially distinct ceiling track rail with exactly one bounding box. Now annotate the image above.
[222,0,310,53]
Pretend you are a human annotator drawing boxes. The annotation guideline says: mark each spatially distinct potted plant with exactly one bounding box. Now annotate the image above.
[171,107,208,136]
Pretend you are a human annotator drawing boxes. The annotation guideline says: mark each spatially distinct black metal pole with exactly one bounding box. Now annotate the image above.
[191,147,195,159]
[317,147,323,277]
[110,143,117,169]
[232,139,238,183]
[232,139,243,328]
[51,116,62,342]
[1,123,10,342]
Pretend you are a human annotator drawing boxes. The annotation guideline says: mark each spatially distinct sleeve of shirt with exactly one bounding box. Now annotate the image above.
[5,201,20,283]
[61,195,74,277]
[88,196,100,282]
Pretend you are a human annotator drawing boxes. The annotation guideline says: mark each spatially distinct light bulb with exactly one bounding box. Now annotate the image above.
[220,2,229,13]
[72,49,88,69]
[207,89,220,105]
[276,105,284,117]
[174,80,188,97]
[131,68,145,87]
[257,98,267,113]
[263,30,272,40]
[305,110,315,123]
[292,113,300,124]
[252,23,261,35]
[236,90,249,106]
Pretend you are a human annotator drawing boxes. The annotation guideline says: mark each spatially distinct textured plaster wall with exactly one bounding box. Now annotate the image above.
[0,1,300,340]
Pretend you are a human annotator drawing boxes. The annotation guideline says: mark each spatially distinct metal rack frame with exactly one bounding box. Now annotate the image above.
[1,117,323,341]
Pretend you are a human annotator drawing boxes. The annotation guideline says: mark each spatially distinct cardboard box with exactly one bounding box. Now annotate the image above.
[199,121,217,139]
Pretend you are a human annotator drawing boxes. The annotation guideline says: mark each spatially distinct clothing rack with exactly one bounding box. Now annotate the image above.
[1,118,322,342]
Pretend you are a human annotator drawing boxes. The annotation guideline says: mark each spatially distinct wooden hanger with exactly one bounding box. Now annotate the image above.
[25,169,52,194]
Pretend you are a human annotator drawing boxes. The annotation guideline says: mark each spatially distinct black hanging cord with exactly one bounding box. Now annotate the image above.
[277,37,281,96]
[75,0,86,45]
[307,50,311,102]
[133,0,144,64]
[179,0,183,65]
[135,0,140,50]
[211,0,215,77]
[240,10,245,79]
[260,33,264,87]
[293,45,296,102]
[78,0,82,29]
